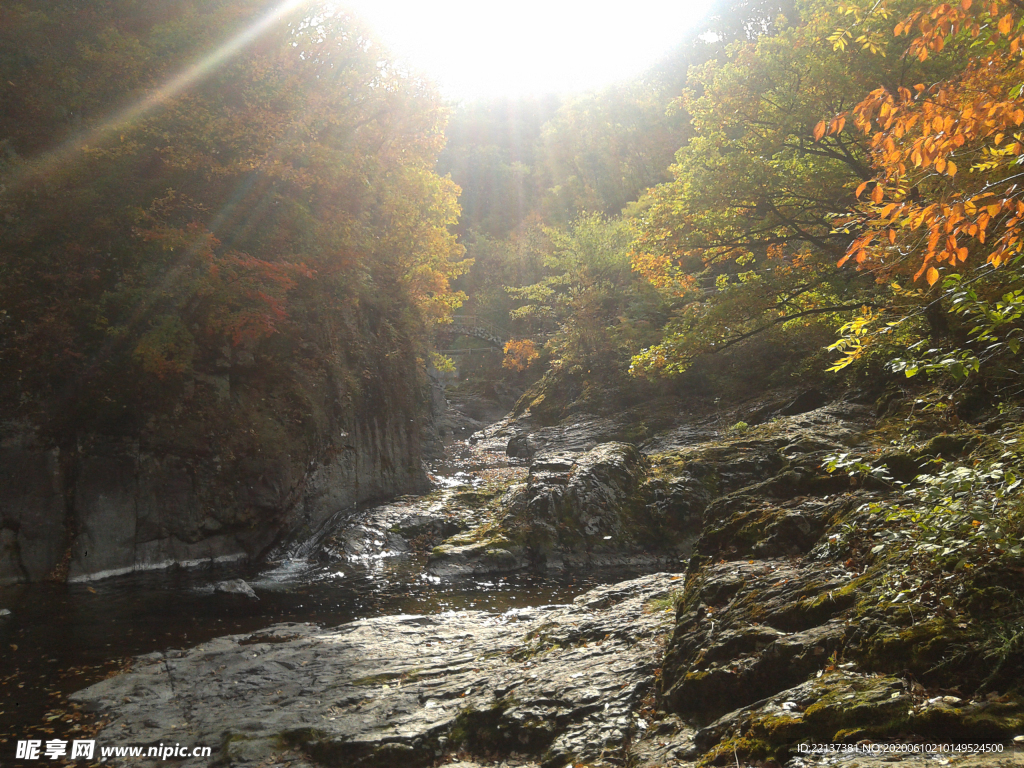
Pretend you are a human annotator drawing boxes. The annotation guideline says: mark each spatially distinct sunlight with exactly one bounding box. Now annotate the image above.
[4,0,311,195]
[341,0,712,99]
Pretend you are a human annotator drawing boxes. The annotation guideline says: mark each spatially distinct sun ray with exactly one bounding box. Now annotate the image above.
[2,0,312,195]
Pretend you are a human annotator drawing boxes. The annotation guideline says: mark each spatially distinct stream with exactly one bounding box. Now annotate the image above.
[0,434,652,756]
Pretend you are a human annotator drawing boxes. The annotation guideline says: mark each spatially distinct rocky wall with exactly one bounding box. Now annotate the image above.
[0,386,428,584]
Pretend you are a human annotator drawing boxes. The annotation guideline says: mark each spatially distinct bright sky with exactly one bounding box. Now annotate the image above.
[341,1,710,100]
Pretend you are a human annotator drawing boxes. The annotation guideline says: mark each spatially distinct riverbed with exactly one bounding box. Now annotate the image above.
[0,436,653,759]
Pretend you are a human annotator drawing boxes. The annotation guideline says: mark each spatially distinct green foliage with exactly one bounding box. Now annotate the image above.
[858,459,1024,568]
[623,0,993,383]
[429,352,457,374]
[504,214,665,378]
[826,439,1024,567]
[537,81,692,224]
[824,451,897,485]
[627,2,915,377]
[829,267,1024,390]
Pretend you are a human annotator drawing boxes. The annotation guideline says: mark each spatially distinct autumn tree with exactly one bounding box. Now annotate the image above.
[819,0,1024,381]
[442,0,803,340]
[628,0,949,377]
[0,0,467,430]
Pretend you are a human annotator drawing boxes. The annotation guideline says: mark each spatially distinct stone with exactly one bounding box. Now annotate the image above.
[506,432,539,459]
[777,388,830,416]
[428,442,672,576]
[71,574,684,768]
[0,529,25,586]
[0,445,66,582]
[69,442,140,581]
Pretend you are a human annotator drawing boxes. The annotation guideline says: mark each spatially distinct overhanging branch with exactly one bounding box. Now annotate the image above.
[703,302,881,357]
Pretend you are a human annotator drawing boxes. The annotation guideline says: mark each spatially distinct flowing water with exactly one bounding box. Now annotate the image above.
[0,436,652,757]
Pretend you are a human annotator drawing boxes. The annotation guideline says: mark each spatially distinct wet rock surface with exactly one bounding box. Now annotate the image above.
[71,574,685,768]
[61,393,1024,767]
[0,395,429,584]
[427,442,684,577]
[427,402,876,579]
[647,400,1024,764]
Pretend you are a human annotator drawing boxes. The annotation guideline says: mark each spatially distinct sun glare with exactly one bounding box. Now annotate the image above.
[342,1,711,100]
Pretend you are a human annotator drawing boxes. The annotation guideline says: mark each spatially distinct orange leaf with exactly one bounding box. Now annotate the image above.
[871,184,885,203]
[856,180,869,198]
[947,161,957,177]
[927,266,940,285]
[813,121,826,141]
[999,13,1014,35]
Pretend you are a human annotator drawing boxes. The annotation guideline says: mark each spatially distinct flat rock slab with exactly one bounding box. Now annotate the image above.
[71,574,686,767]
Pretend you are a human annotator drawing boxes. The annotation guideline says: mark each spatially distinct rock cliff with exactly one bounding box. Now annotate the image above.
[0,354,430,585]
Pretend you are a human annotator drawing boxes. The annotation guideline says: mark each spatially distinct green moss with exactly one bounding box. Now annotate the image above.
[698,733,772,767]
[452,487,504,508]
[645,590,682,614]
[617,421,651,444]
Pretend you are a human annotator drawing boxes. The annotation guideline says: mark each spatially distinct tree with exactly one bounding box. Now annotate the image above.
[817,0,1024,376]
[628,0,946,376]
[506,214,664,376]
[537,81,692,224]
[0,0,467,429]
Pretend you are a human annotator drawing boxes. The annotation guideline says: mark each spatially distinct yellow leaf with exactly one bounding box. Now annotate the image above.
[999,13,1014,35]
[947,160,957,177]
[927,266,940,285]
[813,121,826,141]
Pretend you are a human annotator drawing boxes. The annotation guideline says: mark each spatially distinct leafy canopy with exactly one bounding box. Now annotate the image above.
[0,0,468,427]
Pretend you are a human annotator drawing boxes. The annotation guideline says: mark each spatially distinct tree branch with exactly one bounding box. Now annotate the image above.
[702,302,881,357]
